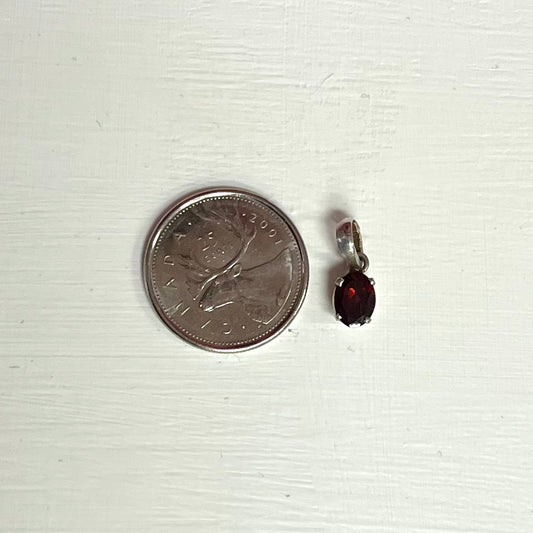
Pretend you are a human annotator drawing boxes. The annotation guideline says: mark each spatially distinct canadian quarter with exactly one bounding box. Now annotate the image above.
[143,188,309,352]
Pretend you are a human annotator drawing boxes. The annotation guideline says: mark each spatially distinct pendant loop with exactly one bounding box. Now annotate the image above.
[336,219,369,272]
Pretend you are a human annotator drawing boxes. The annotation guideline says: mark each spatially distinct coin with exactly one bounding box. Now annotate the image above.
[143,188,309,352]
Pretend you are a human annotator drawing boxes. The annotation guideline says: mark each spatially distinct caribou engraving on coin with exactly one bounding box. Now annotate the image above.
[175,200,293,324]
[143,189,309,352]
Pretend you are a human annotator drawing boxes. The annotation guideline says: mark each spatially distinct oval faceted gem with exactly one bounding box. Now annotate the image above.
[334,271,375,327]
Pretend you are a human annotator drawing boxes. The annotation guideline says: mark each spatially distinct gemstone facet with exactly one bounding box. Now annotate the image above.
[334,271,375,327]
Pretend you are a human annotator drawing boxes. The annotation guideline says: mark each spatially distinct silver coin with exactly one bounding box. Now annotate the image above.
[143,188,309,352]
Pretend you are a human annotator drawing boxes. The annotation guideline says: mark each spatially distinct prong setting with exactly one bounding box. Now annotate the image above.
[335,277,344,287]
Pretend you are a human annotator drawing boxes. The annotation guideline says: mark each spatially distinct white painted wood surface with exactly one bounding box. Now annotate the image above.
[1,1,532,531]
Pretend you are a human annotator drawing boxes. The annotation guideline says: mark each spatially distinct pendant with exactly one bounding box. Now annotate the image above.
[333,219,375,327]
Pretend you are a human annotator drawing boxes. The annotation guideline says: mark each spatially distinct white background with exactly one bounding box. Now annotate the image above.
[1,1,532,532]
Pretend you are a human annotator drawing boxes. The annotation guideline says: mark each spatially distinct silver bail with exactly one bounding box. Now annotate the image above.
[336,219,369,272]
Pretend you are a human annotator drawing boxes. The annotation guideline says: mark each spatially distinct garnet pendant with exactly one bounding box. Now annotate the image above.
[334,271,375,327]
[334,219,375,327]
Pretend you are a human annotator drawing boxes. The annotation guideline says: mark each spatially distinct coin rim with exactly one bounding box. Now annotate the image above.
[142,187,309,353]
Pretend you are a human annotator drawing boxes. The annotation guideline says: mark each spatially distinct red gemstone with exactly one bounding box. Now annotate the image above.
[334,271,375,327]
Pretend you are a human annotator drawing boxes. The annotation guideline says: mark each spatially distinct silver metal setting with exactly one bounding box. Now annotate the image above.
[336,219,369,273]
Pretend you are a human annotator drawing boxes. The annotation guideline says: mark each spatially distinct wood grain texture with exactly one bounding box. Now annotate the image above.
[1,1,532,531]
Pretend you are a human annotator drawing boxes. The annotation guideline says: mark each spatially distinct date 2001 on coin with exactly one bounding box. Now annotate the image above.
[143,188,309,352]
